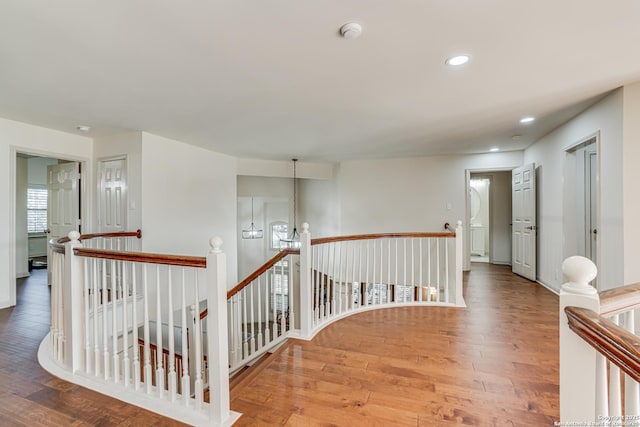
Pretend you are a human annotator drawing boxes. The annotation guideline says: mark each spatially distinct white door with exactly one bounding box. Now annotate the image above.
[47,162,80,284]
[512,163,537,281]
[98,158,127,233]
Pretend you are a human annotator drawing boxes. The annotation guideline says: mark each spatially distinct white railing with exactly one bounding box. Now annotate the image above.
[44,222,465,426]
[225,249,298,373]
[560,256,640,424]
[42,231,239,427]
[298,222,464,338]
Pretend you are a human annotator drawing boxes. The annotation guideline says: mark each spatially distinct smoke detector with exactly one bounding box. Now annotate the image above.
[340,23,362,40]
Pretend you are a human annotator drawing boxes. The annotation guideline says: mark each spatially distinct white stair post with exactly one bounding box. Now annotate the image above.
[559,255,600,423]
[63,230,85,373]
[299,223,313,339]
[454,220,464,306]
[206,237,231,425]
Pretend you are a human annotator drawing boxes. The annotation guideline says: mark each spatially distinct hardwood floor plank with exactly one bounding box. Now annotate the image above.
[231,264,561,426]
[0,269,188,426]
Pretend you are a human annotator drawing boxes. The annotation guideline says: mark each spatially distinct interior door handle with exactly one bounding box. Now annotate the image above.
[525,226,537,230]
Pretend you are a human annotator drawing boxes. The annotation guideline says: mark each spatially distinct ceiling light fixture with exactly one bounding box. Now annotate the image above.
[279,159,301,249]
[511,134,522,140]
[445,54,470,66]
[76,125,91,132]
[490,147,500,152]
[340,23,362,40]
[520,117,535,124]
[242,197,263,239]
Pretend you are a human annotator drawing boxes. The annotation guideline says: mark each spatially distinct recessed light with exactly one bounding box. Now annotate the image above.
[490,147,499,152]
[520,117,535,124]
[445,54,470,66]
[76,125,91,132]
[511,134,522,140]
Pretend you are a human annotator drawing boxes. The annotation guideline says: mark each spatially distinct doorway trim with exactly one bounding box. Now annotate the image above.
[9,145,91,307]
[464,167,514,271]
[563,131,601,288]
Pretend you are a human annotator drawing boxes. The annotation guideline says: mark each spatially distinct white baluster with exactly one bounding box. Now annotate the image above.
[624,310,640,415]
[595,354,609,418]
[250,283,256,354]
[132,264,141,391]
[419,239,423,302]
[112,259,119,384]
[122,262,130,388]
[242,288,249,359]
[179,267,190,406]
[143,265,152,394]
[256,277,263,349]
[156,265,164,397]
[445,237,450,303]
[609,315,622,416]
[84,257,91,374]
[411,238,415,302]
[436,239,440,302]
[263,276,271,345]
[93,257,100,375]
[102,258,109,380]
[427,238,432,303]
[168,267,176,401]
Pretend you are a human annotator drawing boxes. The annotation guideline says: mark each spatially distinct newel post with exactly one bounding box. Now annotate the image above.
[206,237,231,424]
[63,230,85,372]
[454,220,464,306]
[299,223,313,339]
[559,255,600,423]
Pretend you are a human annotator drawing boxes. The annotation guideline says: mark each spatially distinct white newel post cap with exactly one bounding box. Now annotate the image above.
[68,230,81,243]
[302,223,309,234]
[561,256,598,295]
[456,220,463,228]
[209,236,223,254]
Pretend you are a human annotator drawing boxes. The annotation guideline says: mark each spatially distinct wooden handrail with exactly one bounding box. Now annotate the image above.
[199,248,300,320]
[49,230,143,253]
[226,248,299,300]
[73,248,207,268]
[599,283,640,317]
[311,231,455,246]
[565,306,640,383]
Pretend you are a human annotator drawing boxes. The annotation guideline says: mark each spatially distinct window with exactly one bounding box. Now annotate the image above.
[27,187,48,233]
[271,260,289,311]
[270,222,288,250]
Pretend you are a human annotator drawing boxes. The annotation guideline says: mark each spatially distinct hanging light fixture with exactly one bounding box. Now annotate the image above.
[242,197,263,239]
[280,159,300,249]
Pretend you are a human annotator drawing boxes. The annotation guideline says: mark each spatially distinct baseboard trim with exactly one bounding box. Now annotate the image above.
[536,279,560,296]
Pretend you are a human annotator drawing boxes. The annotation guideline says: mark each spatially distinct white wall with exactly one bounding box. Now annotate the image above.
[140,132,238,287]
[1,117,92,308]
[94,132,143,234]
[299,176,340,239]
[15,156,28,278]
[524,89,623,291]
[337,152,522,234]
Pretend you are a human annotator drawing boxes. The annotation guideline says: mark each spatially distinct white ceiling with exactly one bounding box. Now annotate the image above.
[1,1,640,162]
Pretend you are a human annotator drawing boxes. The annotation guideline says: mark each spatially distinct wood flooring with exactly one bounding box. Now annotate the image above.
[0,264,560,426]
[230,264,560,426]
[0,269,188,426]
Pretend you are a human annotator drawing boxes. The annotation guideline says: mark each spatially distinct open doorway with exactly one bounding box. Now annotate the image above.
[466,170,513,268]
[15,153,83,286]
[564,133,599,285]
